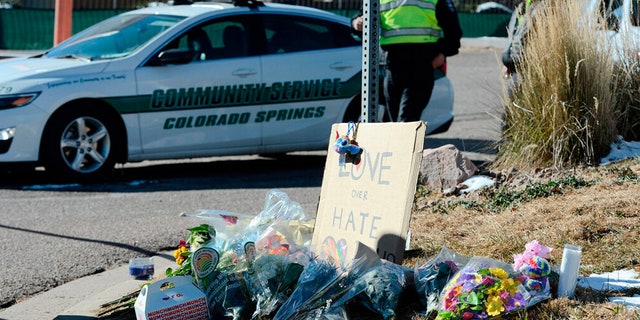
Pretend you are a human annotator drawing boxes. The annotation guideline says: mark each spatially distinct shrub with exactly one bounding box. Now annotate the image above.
[494,0,634,170]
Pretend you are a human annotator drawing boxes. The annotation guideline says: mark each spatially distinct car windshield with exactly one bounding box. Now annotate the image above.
[46,13,185,60]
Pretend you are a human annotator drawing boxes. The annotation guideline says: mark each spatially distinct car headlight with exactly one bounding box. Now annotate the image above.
[0,92,40,110]
[0,127,15,141]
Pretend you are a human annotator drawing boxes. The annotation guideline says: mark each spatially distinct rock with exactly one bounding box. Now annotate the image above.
[419,144,478,191]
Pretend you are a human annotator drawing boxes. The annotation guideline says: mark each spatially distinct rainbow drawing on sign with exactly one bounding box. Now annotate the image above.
[322,236,348,267]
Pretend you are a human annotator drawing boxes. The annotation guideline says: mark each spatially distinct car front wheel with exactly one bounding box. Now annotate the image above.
[42,105,121,182]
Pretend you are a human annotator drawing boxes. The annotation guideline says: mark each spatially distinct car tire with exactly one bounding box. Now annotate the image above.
[41,104,122,182]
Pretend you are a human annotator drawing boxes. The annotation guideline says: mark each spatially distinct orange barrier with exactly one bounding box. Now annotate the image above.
[54,0,73,45]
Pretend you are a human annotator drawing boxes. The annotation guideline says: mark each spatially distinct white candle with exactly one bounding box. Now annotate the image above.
[557,244,582,298]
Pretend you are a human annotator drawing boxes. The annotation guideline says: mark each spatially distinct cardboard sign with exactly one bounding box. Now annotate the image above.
[311,121,426,266]
[134,275,210,320]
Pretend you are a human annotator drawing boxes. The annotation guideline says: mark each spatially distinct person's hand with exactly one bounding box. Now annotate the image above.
[502,65,510,79]
[352,16,363,31]
[432,53,445,69]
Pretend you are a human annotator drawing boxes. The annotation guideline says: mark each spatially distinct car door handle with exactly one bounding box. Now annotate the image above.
[329,62,353,70]
[231,68,257,77]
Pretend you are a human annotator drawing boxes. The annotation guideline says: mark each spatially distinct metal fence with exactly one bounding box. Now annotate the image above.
[2,0,520,11]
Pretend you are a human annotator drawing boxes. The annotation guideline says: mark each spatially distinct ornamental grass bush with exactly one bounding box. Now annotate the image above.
[494,0,640,170]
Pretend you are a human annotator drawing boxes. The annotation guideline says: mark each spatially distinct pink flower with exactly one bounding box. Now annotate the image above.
[512,253,527,271]
[524,240,552,259]
[444,296,458,311]
[220,214,238,225]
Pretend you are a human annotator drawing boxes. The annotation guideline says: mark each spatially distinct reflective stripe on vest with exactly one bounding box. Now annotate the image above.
[380,0,436,11]
[380,0,441,45]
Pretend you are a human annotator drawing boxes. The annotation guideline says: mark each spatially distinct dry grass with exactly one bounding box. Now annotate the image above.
[405,158,640,319]
[494,0,630,170]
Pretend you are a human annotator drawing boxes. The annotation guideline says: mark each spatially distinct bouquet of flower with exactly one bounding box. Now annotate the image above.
[165,224,215,277]
[414,245,470,315]
[166,189,315,319]
[247,189,308,232]
[436,240,554,320]
[436,257,526,320]
[319,244,407,319]
[274,252,376,320]
[243,253,305,318]
[347,260,411,319]
[225,189,315,318]
[179,209,255,250]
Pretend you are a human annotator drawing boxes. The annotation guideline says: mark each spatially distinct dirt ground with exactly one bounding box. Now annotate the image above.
[404,158,640,319]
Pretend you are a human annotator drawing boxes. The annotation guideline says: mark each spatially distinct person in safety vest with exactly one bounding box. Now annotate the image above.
[352,0,462,122]
[501,0,540,88]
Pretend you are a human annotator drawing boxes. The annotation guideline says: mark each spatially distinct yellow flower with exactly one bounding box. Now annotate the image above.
[489,267,508,279]
[501,277,520,293]
[485,294,505,316]
[173,246,188,265]
[486,285,501,297]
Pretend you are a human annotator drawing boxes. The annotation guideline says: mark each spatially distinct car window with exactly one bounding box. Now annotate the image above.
[600,0,640,28]
[600,0,625,29]
[262,14,360,54]
[632,0,640,26]
[160,17,252,61]
[46,14,184,60]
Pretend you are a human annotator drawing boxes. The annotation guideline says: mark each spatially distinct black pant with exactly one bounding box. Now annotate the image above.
[383,43,438,122]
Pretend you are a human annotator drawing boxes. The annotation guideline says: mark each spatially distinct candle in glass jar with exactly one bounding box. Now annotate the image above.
[557,244,582,298]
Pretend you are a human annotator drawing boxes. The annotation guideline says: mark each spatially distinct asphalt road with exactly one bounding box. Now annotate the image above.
[0,46,505,310]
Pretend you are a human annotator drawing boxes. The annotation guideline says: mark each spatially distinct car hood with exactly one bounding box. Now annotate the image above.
[0,56,107,83]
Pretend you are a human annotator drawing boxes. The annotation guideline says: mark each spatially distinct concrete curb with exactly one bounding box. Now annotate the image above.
[0,253,175,320]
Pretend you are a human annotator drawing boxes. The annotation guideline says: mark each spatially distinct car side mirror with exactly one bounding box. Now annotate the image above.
[148,48,194,66]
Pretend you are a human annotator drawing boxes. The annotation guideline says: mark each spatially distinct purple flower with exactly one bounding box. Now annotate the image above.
[504,292,527,312]
[459,272,476,282]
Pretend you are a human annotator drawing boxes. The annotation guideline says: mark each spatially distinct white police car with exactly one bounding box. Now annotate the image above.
[0,0,454,181]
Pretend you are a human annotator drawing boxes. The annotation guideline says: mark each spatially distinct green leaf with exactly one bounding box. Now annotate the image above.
[471,305,484,311]
[187,224,210,233]
[436,311,454,319]
[467,292,480,305]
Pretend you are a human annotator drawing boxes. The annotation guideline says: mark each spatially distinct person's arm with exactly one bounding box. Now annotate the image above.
[503,3,533,75]
[436,0,463,57]
[501,5,521,74]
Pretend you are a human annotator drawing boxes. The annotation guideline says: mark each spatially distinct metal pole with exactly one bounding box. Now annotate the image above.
[360,0,380,123]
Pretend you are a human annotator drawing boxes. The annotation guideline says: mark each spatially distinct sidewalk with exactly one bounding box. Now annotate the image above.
[0,252,175,320]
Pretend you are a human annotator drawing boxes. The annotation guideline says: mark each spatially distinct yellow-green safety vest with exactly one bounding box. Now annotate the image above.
[379,0,442,45]
[517,0,534,25]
